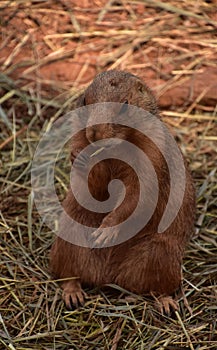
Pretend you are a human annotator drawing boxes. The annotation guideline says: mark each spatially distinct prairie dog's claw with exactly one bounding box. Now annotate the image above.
[156,296,179,315]
[91,226,119,248]
[62,281,87,310]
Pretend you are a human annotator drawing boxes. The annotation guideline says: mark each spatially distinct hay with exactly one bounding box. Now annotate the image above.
[0,1,216,349]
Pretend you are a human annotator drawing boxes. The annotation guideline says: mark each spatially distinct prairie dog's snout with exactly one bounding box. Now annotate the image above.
[86,123,114,143]
[86,127,125,150]
[85,104,126,144]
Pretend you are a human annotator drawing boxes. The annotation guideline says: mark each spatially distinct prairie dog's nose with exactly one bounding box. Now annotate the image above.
[86,126,102,143]
[86,124,114,144]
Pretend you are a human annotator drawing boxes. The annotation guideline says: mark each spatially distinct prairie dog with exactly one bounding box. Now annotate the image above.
[50,70,195,313]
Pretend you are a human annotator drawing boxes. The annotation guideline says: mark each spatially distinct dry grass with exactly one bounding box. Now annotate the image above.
[0,1,217,349]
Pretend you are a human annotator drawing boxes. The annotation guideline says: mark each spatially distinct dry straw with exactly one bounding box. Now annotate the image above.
[0,0,216,349]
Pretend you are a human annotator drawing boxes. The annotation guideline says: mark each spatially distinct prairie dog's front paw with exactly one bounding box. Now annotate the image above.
[91,225,119,248]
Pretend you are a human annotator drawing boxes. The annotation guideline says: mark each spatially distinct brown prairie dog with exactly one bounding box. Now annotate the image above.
[50,70,195,313]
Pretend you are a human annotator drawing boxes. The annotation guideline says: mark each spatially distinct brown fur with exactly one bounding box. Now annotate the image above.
[50,70,195,309]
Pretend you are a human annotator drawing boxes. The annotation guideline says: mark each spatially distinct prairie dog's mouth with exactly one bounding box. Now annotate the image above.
[90,138,124,157]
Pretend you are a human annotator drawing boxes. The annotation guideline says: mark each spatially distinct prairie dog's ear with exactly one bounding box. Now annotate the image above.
[134,79,159,116]
[136,80,144,93]
[76,93,86,108]
[135,80,150,95]
[136,79,157,99]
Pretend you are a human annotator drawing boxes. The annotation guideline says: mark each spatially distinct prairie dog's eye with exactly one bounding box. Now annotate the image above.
[119,101,128,115]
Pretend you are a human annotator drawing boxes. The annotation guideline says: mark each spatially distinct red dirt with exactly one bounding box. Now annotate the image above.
[0,1,217,109]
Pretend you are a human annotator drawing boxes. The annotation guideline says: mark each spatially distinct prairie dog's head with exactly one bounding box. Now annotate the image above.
[77,70,159,145]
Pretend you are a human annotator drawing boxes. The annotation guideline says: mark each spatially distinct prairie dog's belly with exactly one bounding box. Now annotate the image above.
[72,160,111,201]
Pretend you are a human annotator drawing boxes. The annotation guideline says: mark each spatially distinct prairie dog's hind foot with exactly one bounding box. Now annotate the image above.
[155,295,179,315]
[62,280,87,310]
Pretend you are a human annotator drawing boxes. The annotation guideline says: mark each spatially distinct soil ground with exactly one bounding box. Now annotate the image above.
[0,1,217,349]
